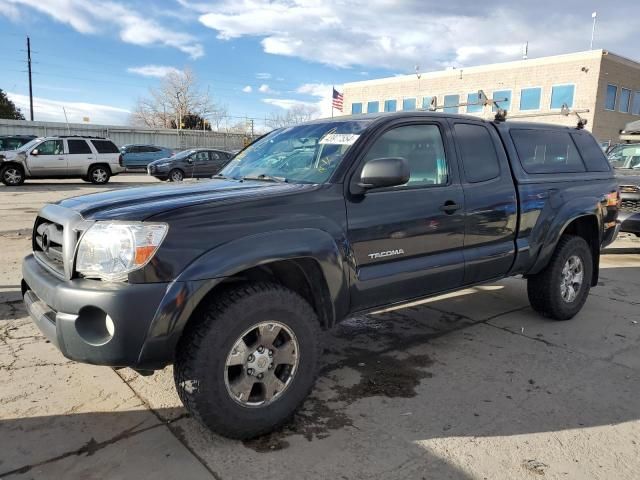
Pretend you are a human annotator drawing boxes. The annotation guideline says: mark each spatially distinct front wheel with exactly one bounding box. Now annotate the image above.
[174,283,321,439]
[1,165,25,186]
[527,235,593,320]
[169,169,184,182]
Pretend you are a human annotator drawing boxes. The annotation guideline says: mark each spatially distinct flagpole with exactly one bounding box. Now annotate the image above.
[331,85,334,118]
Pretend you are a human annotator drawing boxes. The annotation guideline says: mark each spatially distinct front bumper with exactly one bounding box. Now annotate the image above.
[22,254,169,368]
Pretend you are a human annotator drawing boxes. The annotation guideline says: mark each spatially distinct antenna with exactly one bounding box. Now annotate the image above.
[414,65,421,80]
[522,41,529,60]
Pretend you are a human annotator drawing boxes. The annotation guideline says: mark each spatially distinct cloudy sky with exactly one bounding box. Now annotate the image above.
[1,0,639,126]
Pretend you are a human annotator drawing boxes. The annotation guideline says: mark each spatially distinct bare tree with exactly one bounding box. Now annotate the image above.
[130,68,224,129]
[266,104,319,129]
[208,104,228,131]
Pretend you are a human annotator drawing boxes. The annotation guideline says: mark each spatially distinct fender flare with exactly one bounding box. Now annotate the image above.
[528,196,602,276]
[137,228,348,368]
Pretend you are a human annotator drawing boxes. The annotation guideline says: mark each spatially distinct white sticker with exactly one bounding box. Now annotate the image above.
[319,133,360,145]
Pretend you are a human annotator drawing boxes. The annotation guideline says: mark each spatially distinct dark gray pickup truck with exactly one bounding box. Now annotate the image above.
[22,112,620,439]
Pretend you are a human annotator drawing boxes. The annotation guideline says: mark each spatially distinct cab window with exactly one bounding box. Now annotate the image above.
[362,124,448,187]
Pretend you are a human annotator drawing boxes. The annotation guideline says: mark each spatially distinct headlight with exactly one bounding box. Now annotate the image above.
[76,222,168,281]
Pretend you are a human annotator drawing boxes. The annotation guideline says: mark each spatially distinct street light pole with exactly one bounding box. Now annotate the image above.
[590,11,597,50]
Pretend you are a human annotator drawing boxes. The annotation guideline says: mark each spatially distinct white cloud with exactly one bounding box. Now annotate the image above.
[256,72,272,79]
[0,1,19,20]
[262,98,317,110]
[242,85,253,93]
[127,65,184,78]
[1,0,204,58]
[8,92,130,125]
[258,84,276,94]
[193,0,640,70]
[263,82,341,117]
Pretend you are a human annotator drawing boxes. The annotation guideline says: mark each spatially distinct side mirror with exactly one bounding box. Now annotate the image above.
[31,149,39,156]
[357,157,410,190]
[187,157,193,163]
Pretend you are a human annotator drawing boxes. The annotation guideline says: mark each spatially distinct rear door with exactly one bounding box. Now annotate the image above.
[65,139,95,175]
[208,150,230,175]
[450,121,518,283]
[26,139,66,176]
[346,120,466,311]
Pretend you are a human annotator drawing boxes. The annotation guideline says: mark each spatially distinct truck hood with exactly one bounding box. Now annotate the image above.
[57,179,316,220]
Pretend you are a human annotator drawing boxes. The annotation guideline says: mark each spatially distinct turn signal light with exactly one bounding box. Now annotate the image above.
[605,191,620,207]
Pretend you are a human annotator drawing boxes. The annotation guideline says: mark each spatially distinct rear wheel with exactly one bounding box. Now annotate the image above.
[527,235,593,320]
[169,169,184,182]
[88,165,111,184]
[1,164,25,186]
[174,282,321,439]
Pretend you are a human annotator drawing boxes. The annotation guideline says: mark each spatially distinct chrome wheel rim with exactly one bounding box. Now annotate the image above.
[3,168,22,185]
[92,168,108,183]
[560,255,584,303]
[224,321,299,408]
[171,170,183,181]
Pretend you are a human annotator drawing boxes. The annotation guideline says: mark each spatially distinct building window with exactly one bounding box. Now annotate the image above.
[492,90,512,112]
[444,94,459,113]
[351,103,363,114]
[632,92,640,116]
[422,96,434,110]
[402,98,416,111]
[605,84,617,111]
[550,84,575,109]
[367,101,379,113]
[466,92,482,113]
[384,99,397,112]
[520,87,542,111]
[619,88,631,113]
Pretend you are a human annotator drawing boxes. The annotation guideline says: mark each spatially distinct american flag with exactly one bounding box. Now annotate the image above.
[332,87,344,112]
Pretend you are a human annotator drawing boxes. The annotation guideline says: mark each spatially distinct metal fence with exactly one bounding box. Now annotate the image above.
[0,119,255,151]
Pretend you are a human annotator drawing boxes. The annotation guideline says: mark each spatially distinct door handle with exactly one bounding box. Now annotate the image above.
[439,201,461,214]
[57,157,65,160]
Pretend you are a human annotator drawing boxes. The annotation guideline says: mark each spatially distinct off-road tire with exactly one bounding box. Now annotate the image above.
[174,282,321,439]
[527,235,593,320]
[1,164,25,186]
[169,169,184,182]
[88,165,111,184]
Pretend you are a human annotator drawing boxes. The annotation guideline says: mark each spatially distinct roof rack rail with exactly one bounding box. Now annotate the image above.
[493,104,589,129]
[417,90,588,129]
[58,135,107,139]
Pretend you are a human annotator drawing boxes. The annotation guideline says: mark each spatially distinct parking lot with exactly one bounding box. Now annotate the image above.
[1,175,640,479]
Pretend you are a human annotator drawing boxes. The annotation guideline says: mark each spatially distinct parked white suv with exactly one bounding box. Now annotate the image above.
[0,135,124,186]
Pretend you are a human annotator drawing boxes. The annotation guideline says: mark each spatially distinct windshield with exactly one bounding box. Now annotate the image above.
[220,120,371,183]
[16,138,41,153]
[172,149,195,160]
[608,144,640,169]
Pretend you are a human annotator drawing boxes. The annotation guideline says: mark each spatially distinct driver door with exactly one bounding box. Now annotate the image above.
[27,139,66,176]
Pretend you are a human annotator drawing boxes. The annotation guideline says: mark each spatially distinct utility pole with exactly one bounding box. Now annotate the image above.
[27,36,34,121]
[590,12,597,50]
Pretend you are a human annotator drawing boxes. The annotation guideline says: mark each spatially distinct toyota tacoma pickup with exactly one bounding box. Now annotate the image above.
[22,112,620,439]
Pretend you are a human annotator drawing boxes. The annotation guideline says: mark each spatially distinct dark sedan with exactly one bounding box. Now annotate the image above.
[147,148,233,181]
[609,143,640,236]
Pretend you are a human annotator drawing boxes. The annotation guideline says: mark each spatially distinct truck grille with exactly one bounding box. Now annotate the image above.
[620,199,640,213]
[33,218,66,276]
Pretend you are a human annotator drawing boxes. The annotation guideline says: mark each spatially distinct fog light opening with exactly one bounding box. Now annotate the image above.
[75,306,114,346]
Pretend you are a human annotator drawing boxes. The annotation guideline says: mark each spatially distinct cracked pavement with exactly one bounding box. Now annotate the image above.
[1,176,640,479]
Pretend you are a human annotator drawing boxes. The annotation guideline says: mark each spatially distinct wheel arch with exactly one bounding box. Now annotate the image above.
[136,229,349,368]
[529,211,601,286]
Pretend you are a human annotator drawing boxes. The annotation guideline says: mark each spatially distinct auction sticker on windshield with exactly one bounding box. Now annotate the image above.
[319,133,360,145]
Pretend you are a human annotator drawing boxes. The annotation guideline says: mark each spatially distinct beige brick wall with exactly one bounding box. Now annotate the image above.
[342,50,640,142]
[592,53,640,142]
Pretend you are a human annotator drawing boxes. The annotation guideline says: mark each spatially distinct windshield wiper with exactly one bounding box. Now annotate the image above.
[241,174,287,183]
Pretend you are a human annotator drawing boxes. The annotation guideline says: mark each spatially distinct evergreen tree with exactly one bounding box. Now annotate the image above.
[0,89,25,120]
